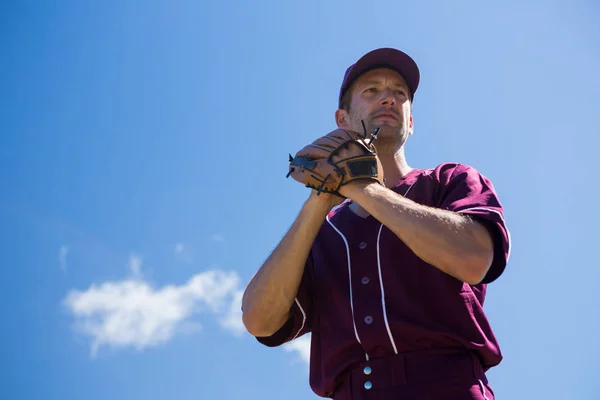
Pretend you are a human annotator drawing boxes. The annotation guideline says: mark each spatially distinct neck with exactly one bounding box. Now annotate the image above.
[377,146,412,187]
[347,145,412,219]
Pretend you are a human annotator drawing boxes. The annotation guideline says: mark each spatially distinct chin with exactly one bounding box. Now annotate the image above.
[373,125,400,136]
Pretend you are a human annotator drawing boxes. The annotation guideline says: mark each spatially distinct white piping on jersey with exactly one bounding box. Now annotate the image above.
[457,206,512,261]
[376,223,398,354]
[326,215,369,361]
[478,379,490,400]
[290,298,306,341]
[402,180,418,198]
[374,181,418,355]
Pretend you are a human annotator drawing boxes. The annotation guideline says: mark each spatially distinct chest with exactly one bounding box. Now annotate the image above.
[308,179,466,306]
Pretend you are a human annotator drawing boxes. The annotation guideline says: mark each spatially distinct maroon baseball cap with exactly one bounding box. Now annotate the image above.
[338,48,420,107]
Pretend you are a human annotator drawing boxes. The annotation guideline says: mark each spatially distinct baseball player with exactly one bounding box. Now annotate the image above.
[241,48,510,399]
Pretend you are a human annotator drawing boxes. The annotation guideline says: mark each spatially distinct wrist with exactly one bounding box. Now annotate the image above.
[304,191,338,213]
[339,180,379,198]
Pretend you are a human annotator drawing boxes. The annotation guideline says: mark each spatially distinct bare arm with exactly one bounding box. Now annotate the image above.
[342,182,494,285]
[241,192,339,337]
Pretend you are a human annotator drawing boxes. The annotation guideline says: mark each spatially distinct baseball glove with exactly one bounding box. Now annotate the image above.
[286,122,384,197]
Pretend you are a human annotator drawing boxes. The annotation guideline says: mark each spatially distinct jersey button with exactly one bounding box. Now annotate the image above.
[364,316,373,324]
[361,277,370,284]
[359,241,367,249]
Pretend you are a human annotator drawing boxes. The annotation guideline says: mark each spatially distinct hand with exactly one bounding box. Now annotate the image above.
[287,127,384,197]
[306,188,345,210]
[338,179,374,199]
[294,128,362,160]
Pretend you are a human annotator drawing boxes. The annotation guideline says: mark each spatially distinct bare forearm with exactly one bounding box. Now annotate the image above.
[344,183,494,284]
[242,195,332,336]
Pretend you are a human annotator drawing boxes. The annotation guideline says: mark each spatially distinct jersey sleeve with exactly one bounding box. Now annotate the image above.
[435,163,511,284]
[254,253,314,347]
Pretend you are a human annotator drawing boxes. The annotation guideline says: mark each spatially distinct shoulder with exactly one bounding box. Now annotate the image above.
[428,162,483,178]
[422,162,495,187]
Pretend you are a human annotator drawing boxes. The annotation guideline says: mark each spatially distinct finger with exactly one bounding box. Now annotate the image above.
[294,129,362,160]
[334,128,357,141]
[330,141,370,163]
[310,137,341,150]
[330,147,356,163]
[326,128,362,141]
[324,131,351,144]
[295,144,330,160]
[309,134,346,150]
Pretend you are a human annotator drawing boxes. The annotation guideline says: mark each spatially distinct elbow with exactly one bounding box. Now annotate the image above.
[463,221,495,285]
[463,269,487,285]
[241,298,261,336]
[241,289,284,337]
[461,252,494,285]
[242,310,266,337]
[242,308,282,338]
[240,291,263,336]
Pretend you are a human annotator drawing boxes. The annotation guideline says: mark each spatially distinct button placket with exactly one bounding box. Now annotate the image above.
[349,231,380,359]
[363,366,373,390]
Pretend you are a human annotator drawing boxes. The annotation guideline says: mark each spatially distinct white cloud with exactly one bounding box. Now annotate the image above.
[284,335,311,366]
[63,266,242,358]
[219,290,245,336]
[59,245,68,272]
[63,253,313,367]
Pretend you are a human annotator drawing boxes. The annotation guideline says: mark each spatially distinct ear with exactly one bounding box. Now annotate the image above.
[408,114,414,136]
[335,109,350,129]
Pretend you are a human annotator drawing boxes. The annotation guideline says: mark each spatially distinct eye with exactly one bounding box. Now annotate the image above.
[364,87,377,93]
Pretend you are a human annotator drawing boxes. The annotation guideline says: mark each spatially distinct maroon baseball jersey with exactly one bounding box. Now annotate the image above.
[256,162,511,398]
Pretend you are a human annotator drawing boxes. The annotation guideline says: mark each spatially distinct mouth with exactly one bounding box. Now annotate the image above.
[373,113,399,121]
[372,110,400,121]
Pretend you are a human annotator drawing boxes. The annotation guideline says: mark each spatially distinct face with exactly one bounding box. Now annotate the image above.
[336,68,413,151]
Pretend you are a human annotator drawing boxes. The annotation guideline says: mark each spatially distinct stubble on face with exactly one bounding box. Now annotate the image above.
[343,69,413,155]
[358,109,411,154]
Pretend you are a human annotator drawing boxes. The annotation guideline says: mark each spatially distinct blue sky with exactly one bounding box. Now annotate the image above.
[1,1,598,399]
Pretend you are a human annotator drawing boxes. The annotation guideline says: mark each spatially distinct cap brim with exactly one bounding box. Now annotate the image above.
[339,48,420,106]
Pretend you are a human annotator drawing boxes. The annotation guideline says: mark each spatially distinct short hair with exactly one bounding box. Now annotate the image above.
[339,85,354,111]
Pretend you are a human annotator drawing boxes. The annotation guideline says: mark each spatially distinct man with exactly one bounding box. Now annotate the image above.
[241,48,510,399]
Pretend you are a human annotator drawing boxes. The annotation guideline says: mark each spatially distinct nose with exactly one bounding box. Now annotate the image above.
[379,88,397,106]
